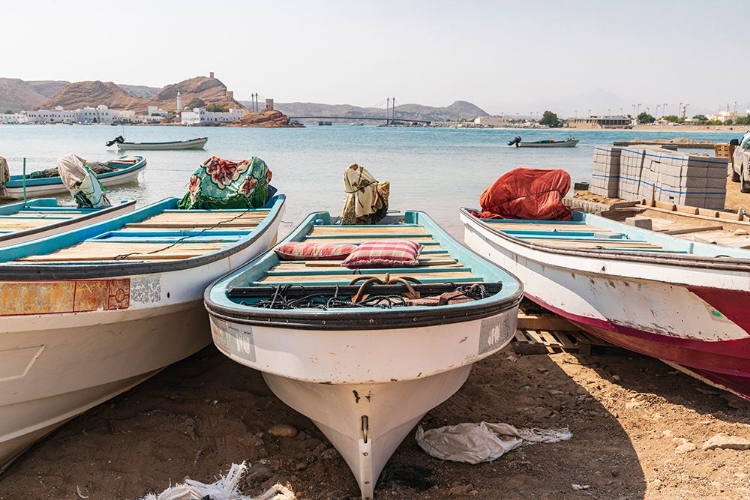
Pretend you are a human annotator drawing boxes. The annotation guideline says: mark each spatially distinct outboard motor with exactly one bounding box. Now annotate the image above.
[57,153,111,208]
[105,135,125,147]
[507,136,522,147]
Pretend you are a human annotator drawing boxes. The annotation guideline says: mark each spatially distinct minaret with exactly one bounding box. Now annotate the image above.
[176,91,183,111]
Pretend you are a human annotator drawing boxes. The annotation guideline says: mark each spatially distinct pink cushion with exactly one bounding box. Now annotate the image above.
[341,240,422,268]
[275,242,358,261]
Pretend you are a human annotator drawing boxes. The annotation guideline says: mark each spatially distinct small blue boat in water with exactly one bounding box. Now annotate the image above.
[1,156,147,199]
[204,209,523,499]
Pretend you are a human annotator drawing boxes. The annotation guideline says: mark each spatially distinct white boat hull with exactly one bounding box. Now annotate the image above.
[116,138,207,151]
[3,166,145,198]
[210,307,518,499]
[0,204,283,472]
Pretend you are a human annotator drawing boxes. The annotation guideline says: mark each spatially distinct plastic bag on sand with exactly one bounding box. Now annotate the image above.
[415,422,572,464]
[138,462,295,500]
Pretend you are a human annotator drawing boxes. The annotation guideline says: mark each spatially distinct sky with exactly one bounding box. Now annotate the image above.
[5,0,750,116]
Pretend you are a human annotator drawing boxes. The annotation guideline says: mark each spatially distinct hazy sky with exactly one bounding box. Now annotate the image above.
[5,0,748,115]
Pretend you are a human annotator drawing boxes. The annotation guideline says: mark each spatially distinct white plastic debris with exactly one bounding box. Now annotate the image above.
[138,461,296,500]
[415,421,572,464]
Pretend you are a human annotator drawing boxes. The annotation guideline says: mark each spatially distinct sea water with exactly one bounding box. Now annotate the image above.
[0,124,739,239]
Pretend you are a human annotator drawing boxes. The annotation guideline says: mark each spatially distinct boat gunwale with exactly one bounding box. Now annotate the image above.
[0,195,286,281]
[0,200,137,244]
[459,207,750,272]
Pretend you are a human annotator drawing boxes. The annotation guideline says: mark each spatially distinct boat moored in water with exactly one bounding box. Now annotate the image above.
[0,156,147,199]
[106,136,208,151]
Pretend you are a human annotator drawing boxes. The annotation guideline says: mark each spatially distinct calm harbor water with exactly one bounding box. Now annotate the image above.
[0,124,739,239]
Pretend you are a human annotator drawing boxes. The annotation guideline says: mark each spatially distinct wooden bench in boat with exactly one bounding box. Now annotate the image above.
[13,210,267,263]
[254,223,488,287]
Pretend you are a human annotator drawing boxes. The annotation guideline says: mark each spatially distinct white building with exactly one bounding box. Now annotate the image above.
[26,107,77,124]
[111,109,137,123]
[0,112,29,124]
[76,105,112,124]
[181,107,245,125]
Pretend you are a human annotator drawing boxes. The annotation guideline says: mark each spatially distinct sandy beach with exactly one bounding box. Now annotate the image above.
[1,166,750,500]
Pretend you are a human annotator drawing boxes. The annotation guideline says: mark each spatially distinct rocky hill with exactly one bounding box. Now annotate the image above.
[42,81,147,111]
[32,75,243,114]
[0,78,68,113]
[255,100,489,123]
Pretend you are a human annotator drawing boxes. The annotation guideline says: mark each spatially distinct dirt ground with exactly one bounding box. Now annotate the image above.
[1,173,750,500]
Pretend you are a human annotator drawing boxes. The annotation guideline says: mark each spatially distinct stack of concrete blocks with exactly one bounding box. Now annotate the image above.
[617,147,646,200]
[625,147,727,209]
[589,146,621,197]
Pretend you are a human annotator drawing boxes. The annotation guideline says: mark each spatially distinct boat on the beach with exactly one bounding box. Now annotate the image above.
[508,136,579,148]
[0,156,147,199]
[106,136,208,151]
[205,209,523,499]
[460,205,750,401]
[0,193,286,474]
[0,198,136,247]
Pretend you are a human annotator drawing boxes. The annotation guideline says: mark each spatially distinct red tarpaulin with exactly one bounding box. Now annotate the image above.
[474,168,572,220]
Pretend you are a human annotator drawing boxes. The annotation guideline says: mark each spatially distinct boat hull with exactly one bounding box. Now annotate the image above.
[517,140,578,148]
[116,138,207,151]
[460,209,750,400]
[0,196,285,472]
[210,307,519,499]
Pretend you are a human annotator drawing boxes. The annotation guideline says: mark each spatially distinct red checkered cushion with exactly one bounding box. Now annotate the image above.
[341,240,422,268]
[275,242,358,261]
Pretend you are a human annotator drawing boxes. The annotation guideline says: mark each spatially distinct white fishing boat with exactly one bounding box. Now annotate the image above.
[205,210,523,499]
[0,198,136,247]
[460,205,750,401]
[107,136,208,151]
[0,193,286,473]
[1,156,147,199]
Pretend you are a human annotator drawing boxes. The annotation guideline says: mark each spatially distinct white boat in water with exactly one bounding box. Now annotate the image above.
[205,210,523,499]
[0,198,136,247]
[0,194,286,473]
[107,136,208,151]
[1,156,147,199]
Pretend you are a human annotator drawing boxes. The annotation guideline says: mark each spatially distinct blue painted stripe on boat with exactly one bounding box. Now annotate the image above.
[91,230,252,239]
[94,235,245,244]
[500,229,628,239]
[254,276,483,286]
[511,234,637,242]
[265,266,474,277]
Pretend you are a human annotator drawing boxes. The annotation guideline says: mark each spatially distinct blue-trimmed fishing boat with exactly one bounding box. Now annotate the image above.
[1,156,147,199]
[0,194,285,473]
[0,198,136,247]
[460,206,750,402]
[205,210,523,499]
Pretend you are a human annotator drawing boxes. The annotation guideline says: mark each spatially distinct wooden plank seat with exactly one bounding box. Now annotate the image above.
[15,240,232,262]
[308,225,429,236]
[127,210,269,229]
[0,218,76,230]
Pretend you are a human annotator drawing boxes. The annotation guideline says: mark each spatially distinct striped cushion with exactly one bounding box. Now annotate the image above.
[275,242,358,261]
[341,240,422,268]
